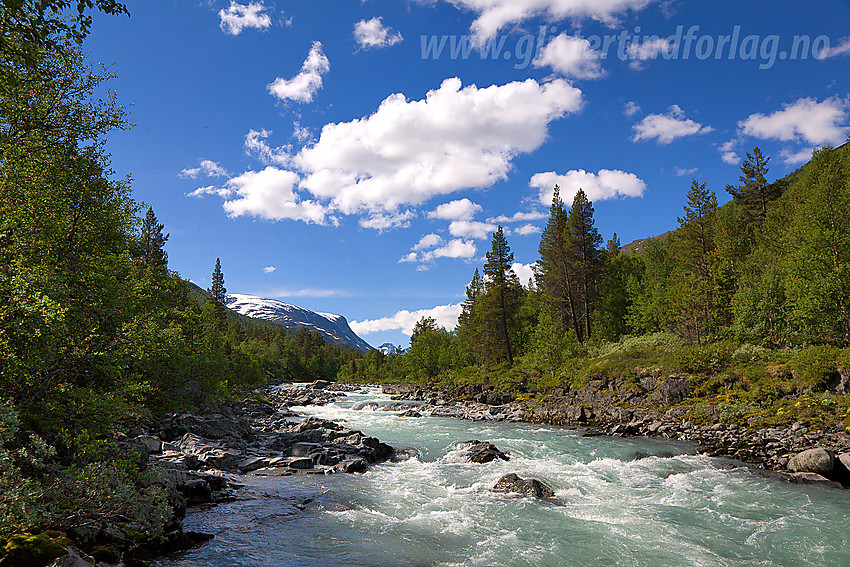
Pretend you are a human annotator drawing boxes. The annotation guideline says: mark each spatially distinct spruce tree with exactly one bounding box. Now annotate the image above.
[535,186,583,342]
[675,179,718,344]
[725,147,776,224]
[209,258,227,304]
[457,269,483,330]
[483,226,521,366]
[140,207,169,268]
[567,189,603,341]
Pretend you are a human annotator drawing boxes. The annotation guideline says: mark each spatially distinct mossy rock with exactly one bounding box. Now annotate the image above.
[1,532,70,567]
[93,545,121,563]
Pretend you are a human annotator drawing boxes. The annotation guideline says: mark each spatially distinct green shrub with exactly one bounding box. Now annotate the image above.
[1,532,69,567]
[791,345,842,391]
[674,341,738,375]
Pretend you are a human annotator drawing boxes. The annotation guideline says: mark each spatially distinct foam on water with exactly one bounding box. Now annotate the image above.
[156,387,850,567]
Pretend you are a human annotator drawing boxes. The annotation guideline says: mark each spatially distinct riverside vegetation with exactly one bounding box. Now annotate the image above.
[2,0,850,565]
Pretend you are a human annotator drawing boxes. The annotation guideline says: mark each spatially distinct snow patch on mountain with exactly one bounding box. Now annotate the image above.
[225,294,374,353]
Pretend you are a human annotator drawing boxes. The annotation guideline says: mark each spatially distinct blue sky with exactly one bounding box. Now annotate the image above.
[86,0,850,349]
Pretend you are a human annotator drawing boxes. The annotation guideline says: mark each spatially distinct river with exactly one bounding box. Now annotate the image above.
[155,386,850,566]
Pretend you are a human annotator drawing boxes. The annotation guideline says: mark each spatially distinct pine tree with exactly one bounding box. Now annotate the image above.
[140,207,169,268]
[675,179,718,344]
[725,147,776,224]
[535,186,583,342]
[209,258,227,304]
[483,226,522,366]
[567,189,604,341]
[457,269,483,330]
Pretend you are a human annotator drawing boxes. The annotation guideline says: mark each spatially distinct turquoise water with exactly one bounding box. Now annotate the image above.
[156,387,850,567]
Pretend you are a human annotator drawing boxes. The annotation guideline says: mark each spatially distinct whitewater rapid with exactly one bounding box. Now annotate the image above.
[155,386,850,567]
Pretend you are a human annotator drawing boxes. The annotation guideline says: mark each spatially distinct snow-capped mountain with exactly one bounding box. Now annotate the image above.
[225,294,373,354]
[379,343,404,356]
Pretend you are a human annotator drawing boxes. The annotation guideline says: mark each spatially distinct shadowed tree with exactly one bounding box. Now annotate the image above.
[567,189,603,341]
[483,226,522,366]
[209,258,226,304]
[140,207,169,268]
[535,186,583,341]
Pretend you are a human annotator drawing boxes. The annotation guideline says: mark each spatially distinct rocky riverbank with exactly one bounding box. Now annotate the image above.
[379,382,850,490]
[46,382,395,567]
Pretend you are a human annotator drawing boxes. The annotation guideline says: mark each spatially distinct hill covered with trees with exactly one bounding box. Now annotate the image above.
[340,142,850,432]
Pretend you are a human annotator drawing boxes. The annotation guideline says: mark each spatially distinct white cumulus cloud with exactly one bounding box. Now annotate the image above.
[350,303,464,336]
[530,169,647,205]
[533,34,604,79]
[512,262,537,288]
[354,17,403,50]
[444,0,654,43]
[358,211,415,231]
[427,198,483,221]
[192,78,582,229]
[818,37,850,59]
[488,211,546,223]
[623,101,641,117]
[268,42,330,103]
[180,159,228,179]
[413,233,444,250]
[400,238,477,265]
[514,224,542,236]
[296,77,583,215]
[220,167,329,224]
[263,266,276,273]
[738,97,849,147]
[219,1,271,35]
[632,105,713,144]
[449,220,497,240]
[244,129,291,166]
[780,146,816,166]
[627,37,674,69]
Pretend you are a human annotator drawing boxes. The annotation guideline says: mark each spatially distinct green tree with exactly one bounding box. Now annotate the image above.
[483,226,522,366]
[529,308,576,383]
[410,316,438,347]
[406,318,453,381]
[783,146,850,345]
[0,0,129,68]
[140,207,169,268]
[674,179,718,344]
[567,189,604,341]
[725,147,776,225]
[536,186,582,341]
[209,258,227,304]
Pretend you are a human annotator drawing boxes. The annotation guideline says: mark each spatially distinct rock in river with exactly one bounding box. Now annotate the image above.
[456,440,510,463]
[493,473,555,499]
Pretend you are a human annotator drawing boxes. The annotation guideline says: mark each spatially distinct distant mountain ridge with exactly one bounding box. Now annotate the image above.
[224,293,374,354]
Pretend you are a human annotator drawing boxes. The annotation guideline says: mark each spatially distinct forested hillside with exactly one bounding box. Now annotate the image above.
[0,3,364,559]
[340,142,850,431]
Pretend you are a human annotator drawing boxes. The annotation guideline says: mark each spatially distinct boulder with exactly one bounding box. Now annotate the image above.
[176,434,242,472]
[787,447,834,476]
[134,435,163,454]
[654,377,692,406]
[49,546,98,567]
[158,412,252,441]
[456,440,510,463]
[289,457,314,470]
[492,473,555,498]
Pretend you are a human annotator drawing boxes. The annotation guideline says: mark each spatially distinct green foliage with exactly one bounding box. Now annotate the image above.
[209,258,227,304]
[789,345,846,391]
[1,531,70,567]
[0,400,54,538]
[674,341,738,376]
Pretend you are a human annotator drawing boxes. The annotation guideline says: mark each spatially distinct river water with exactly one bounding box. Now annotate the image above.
[156,386,850,567]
